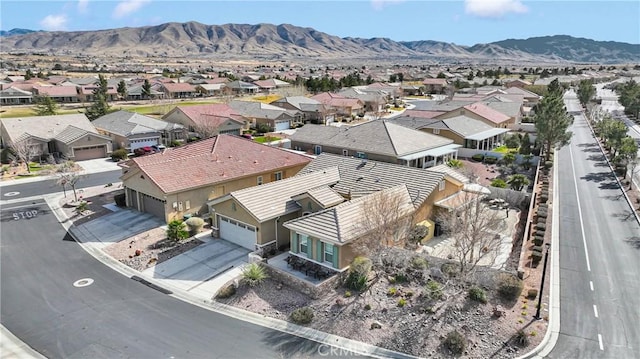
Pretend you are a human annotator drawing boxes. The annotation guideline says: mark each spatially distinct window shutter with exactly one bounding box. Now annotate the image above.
[291,235,298,253]
[332,245,339,269]
[306,237,313,258]
[316,241,322,262]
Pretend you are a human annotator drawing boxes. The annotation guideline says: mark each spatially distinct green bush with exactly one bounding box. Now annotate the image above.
[514,329,530,347]
[216,283,236,299]
[497,273,524,301]
[345,257,371,291]
[424,280,443,300]
[393,272,409,283]
[471,154,484,162]
[166,220,189,242]
[364,303,372,310]
[468,286,487,303]
[532,251,543,263]
[185,216,205,235]
[535,223,546,231]
[290,306,314,324]
[484,156,498,164]
[533,237,544,246]
[544,161,553,169]
[491,178,507,188]
[443,330,466,355]
[241,262,269,287]
[527,289,538,300]
[409,256,429,270]
[111,148,128,161]
[397,298,407,307]
[441,262,460,278]
[344,291,352,298]
[388,287,398,296]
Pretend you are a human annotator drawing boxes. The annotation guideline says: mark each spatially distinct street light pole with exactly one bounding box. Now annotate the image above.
[534,243,551,320]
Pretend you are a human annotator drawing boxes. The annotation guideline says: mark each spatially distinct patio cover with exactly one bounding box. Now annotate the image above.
[434,191,483,211]
[398,144,462,161]
[465,128,510,141]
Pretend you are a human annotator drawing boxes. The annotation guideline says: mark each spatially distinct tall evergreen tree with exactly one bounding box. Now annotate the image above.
[33,95,58,116]
[142,79,152,99]
[85,74,110,120]
[24,69,34,80]
[535,79,573,161]
[117,79,127,100]
[576,79,595,108]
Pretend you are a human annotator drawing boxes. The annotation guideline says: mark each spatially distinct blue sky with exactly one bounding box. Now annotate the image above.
[1,1,638,45]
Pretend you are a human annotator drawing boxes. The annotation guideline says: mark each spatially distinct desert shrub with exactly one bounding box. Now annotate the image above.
[75,201,89,215]
[514,329,530,347]
[216,283,236,299]
[185,216,205,235]
[468,286,487,303]
[443,330,466,355]
[527,289,538,300]
[114,193,126,207]
[409,256,429,270]
[345,256,372,291]
[471,154,484,162]
[532,251,543,263]
[544,161,553,169]
[364,303,372,310]
[491,178,507,188]
[441,262,460,278]
[290,306,314,324]
[497,273,524,301]
[388,287,398,296]
[111,148,128,161]
[393,272,409,283]
[166,220,189,242]
[424,280,443,300]
[344,291,352,298]
[447,159,463,168]
[241,262,268,287]
[484,156,498,164]
[397,298,407,307]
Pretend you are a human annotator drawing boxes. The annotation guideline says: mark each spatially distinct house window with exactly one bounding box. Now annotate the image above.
[356,152,367,159]
[433,129,440,135]
[342,149,348,156]
[273,171,283,181]
[439,180,445,191]
[257,176,263,185]
[324,242,334,264]
[299,235,308,257]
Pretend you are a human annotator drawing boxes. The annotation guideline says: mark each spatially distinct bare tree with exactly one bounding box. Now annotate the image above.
[192,117,221,139]
[436,192,506,277]
[55,161,83,202]
[9,138,41,173]
[352,185,416,266]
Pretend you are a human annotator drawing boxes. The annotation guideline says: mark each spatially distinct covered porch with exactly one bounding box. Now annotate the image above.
[463,128,510,151]
[399,144,462,168]
[267,251,339,286]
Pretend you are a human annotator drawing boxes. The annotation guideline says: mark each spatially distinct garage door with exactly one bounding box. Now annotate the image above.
[130,138,159,150]
[219,215,256,250]
[73,145,106,160]
[141,193,166,219]
[274,120,290,132]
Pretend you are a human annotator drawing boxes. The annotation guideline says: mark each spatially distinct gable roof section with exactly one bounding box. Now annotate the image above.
[166,104,244,127]
[0,114,97,143]
[426,164,470,184]
[463,103,511,124]
[290,121,452,158]
[93,110,183,137]
[54,125,111,145]
[34,85,78,97]
[283,185,414,245]
[438,115,494,137]
[229,167,341,222]
[124,134,312,194]
[229,100,298,120]
[162,82,196,93]
[302,186,345,208]
[300,153,445,207]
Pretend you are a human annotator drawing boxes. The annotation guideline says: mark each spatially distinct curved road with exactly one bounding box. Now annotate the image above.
[548,92,640,358]
[0,170,122,200]
[0,199,367,358]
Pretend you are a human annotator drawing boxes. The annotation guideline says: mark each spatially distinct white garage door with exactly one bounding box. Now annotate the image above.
[73,145,106,161]
[130,138,159,150]
[218,215,257,250]
[274,120,290,132]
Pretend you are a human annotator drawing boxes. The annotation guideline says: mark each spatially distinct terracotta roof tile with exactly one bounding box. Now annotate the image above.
[463,102,511,124]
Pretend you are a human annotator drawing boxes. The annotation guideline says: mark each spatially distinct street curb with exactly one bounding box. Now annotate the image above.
[46,195,419,359]
[0,324,46,359]
[584,113,640,225]
[514,151,561,359]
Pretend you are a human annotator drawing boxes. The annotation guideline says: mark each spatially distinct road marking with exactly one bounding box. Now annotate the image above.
[593,305,598,318]
[598,334,604,350]
[569,142,592,272]
[590,281,594,291]
[2,191,20,197]
[73,278,94,287]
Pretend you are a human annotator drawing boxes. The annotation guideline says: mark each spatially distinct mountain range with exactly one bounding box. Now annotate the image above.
[1,22,638,64]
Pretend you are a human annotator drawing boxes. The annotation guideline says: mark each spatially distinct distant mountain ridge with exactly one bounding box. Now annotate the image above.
[1,22,638,63]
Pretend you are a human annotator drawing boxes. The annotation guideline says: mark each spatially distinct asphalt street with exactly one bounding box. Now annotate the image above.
[547,94,640,358]
[0,199,366,359]
[0,169,122,201]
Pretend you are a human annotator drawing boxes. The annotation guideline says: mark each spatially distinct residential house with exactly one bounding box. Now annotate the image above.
[225,80,259,94]
[253,78,291,93]
[0,114,112,161]
[195,83,226,97]
[92,110,185,151]
[160,82,197,99]
[126,84,164,101]
[33,85,80,103]
[338,88,387,113]
[422,78,449,94]
[505,79,532,89]
[229,100,301,132]
[270,96,334,125]
[162,104,246,137]
[311,92,365,121]
[435,102,514,128]
[78,85,118,102]
[289,120,460,168]
[0,87,32,105]
[119,134,312,223]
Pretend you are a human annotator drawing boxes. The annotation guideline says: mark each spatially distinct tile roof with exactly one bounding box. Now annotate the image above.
[230,100,297,120]
[463,103,511,124]
[438,115,494,137]
[54,125,109,144]
[228,167,341,222]
[290,120,453,157]
[401,110,443,119]
[284,185,414,244]
[422,78,448,85]
[34,85,78,97]
[162,82,196,92]
[167,104,244,127]
[304,186,345,208]
[125,134,312,194]
[426,164,470,183]
[0,114,98,143]
[93,110,183,137]
[0,87,32,97]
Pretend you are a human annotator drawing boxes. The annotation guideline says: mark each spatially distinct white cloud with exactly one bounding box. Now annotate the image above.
[77,0,89,14]
[39,14,68,31]
[112,0,151,19]
[371,0,405,11]
[464,0,528,18]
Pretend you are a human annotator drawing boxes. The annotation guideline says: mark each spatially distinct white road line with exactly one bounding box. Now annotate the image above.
[598,334,604,350]
[593,305,599,318]
[569,141,592,272]
[590,281,594,291]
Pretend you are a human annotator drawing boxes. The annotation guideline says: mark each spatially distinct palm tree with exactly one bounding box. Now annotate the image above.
[166,220,189,242]
[507,174,530,191]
